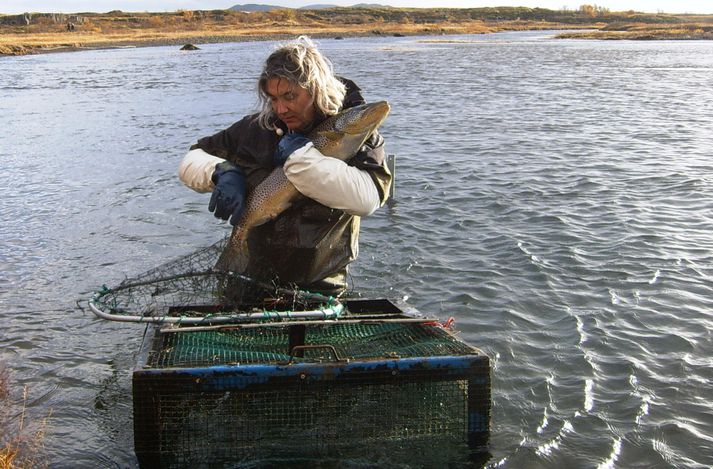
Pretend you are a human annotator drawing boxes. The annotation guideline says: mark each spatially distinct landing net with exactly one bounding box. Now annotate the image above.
[88,238,343,325]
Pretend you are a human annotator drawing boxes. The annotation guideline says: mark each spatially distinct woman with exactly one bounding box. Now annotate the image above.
[178,37,391,296]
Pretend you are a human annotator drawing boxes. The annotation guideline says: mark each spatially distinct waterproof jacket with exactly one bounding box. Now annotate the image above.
[191,79,391,294]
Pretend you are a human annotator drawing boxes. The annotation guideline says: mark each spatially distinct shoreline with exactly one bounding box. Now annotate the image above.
[557,25,713,40]
[0,31,398,56]
[5,26,713,57]
[0,34,312,56]
[3,7,712,57]
[1,21,592,57]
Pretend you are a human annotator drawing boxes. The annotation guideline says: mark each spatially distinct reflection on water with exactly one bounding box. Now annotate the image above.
[2,32,713,467]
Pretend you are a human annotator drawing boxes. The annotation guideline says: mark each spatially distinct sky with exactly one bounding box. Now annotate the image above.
[1,0,712,15]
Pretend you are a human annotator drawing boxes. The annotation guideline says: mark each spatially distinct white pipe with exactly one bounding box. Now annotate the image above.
[88,294,344,325]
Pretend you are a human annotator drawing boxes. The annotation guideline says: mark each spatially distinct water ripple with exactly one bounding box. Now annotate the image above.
[3,32,713,468]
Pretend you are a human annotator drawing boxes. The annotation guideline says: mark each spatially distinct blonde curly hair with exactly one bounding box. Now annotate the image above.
[256,36,346,129]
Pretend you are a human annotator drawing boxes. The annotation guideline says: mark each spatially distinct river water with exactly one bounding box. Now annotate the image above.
[1,31,712,468]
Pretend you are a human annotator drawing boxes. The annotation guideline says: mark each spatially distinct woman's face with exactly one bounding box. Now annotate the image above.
[265,77,316,131]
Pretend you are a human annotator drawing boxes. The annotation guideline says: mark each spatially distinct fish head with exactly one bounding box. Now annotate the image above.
[334,100,390,135]
[311,101,390,159]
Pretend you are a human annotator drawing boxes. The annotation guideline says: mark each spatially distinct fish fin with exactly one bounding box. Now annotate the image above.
[214,231,250,274]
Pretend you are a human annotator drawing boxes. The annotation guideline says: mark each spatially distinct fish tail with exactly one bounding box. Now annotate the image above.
[214,230,250,273]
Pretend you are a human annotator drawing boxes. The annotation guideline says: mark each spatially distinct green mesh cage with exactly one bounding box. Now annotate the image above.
[132,300,490,467]
[148,322,477,369]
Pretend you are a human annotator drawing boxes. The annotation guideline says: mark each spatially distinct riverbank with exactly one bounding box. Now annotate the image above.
[6,6,707,57]
[557,22,713,40]
[0,20,589,56]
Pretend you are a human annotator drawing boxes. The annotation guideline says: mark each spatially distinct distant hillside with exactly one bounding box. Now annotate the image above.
[228,4,282,12]
[301,3,389,8]
[300,4,338,8]
[229,3,391,11]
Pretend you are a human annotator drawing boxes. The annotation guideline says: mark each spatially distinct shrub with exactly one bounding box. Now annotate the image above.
[0,363,51,469]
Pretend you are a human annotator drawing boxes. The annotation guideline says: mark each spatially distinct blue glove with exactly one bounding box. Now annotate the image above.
[273,133,311,166]
[209,161,247,226]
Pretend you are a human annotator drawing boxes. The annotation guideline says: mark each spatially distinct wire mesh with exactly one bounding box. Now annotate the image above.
[148,322,477,368]
[133,373,484,468]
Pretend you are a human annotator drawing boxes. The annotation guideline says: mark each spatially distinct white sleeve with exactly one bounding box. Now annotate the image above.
[178,148,226,193]
[283,143,381,217]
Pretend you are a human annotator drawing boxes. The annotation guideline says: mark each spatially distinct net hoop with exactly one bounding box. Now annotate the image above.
[88,291,345,325]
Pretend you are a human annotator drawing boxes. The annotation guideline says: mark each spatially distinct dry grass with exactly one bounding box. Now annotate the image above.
[0,363,51,469]
[0,10,594,55]
[557,22,713,39]
[4,8,710,55]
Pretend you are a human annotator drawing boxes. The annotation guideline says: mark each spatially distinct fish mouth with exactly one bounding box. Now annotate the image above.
[367,101,390,126]
[344,101,391,134]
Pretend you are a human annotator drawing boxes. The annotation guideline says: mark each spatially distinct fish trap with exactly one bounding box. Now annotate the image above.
[132,299,490,467]
[87,242,491,465]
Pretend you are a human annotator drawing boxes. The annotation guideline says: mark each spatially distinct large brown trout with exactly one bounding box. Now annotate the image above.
[214,100,390,273]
